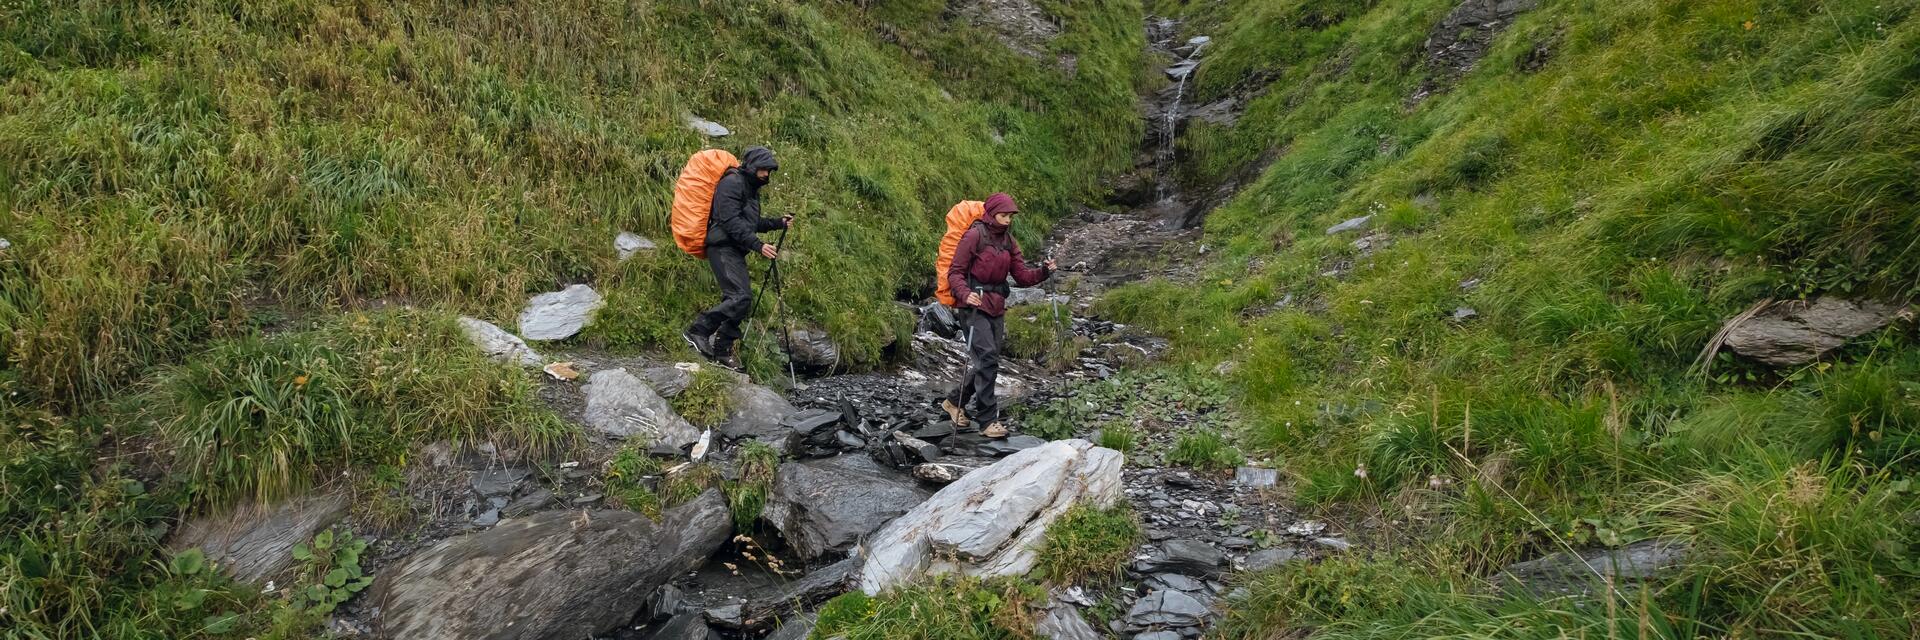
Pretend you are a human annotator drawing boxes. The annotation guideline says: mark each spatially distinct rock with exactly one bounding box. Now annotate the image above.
[0,237,10,251]
[740,557,855,629]
[1724,297,1906,367]
[1232,467,1278,488]
[616,232,657,261]
[765,613,816,640]
[913,420,956,440]
[502,487,555,518]
[1496,539,1689,597]
[912,462,973,485]
[893,432,942,462]
[722,383,801,444]
[685,114,730,137]
[647,584,683,622]
[169,491,349,584]
[1007,287,1061,308]
[1452,306,1479,321]
[765,455,932,560]
[785,327,841,372]
[472,509,500,527]
[703,604,744,628]
[1126,589,1210,627]
[647,612,719,640]
[375,490,730,640]
[1325,215,1372,235]
[1312,537,1353,552]
[1244,548,1299,572]
[1133,633,1181,640]
[470,468,529,498]
[857,439,1124,594]
[1135,539,1225,577]
[457,317,543,367]
[1165,60,1198,80]
[518,284,604,341]
[783,408,844,436]
[1142,573,1208,593]
[918,303,961,338]
[640,365,695,398]
[582,369,701,448]
[1186,35,1212,47]
[1036,600,1103,640]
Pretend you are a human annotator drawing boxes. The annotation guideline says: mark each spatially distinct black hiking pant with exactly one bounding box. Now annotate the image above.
[688,245,752,353]
[948,309,1006,425]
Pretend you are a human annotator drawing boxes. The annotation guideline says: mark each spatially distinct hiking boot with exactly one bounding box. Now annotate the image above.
[942,399,970,428]
[682,329,714,357]
[710,341,740,370]
[982,422,1008,438]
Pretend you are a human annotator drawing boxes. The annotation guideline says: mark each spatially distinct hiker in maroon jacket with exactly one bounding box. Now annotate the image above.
[942,192,1055,438]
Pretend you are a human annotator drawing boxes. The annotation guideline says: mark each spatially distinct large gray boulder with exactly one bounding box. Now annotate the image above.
[784,327,841,372]
[170,491,348,584]
[457,317,543,367]
[764,455,931,560]
[721,383,801,443]
[375,490,730,640]
[518,284,604,341]
[1725,297,1905,367]
[583,368,701,449]
[1496,538,1689,598]
[857,439,1124,594]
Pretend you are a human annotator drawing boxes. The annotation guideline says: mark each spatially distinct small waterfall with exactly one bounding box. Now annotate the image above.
[1156,35,1209,201]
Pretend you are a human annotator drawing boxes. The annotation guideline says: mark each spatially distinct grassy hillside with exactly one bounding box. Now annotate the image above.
[0,0,1142,637]
[1107,0,1919,636]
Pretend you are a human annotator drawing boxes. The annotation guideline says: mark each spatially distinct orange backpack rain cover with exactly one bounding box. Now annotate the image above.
[671,149,740,258]
[934,200,986,306]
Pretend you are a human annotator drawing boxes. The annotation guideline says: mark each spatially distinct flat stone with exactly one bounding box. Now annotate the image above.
[1725,297,1905,367]
[1135,539,1224,576]
[685,114,731,137]
[472,509,500,527]
[169,491,349,584]
[893,432,942,462]
[764,613,816,640]
[503,488,554,518]
[1126,589,1210,627]
[647,584,683,622]
[375,492,730,640]
[517,284,604,341]
[616,232,657,261]
[721,383,800,446]
[1312,537,1352,552]
[702,604,744,628]
[647,612,718,640]
[911,462,972,485]
[1036,600,1103,640]
[1001,435,1047,452]
[1232,466,1278,488]
[764,455,931,560]
[1134,633,1182,640]
[582,369,701,448]
[914,420,956,440]
[1496,538,1689,598]
[782,409,844,436]
[1142,573,1208,593]
[470,468,529,498]
[640,365,695,398]
[1325,215,1372,235]
[834,430,867,449]
[1244,548,1299,572]
[457,317,543,367]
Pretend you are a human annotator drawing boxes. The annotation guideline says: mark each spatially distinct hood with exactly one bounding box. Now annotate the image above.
[982,192,1018,231]
[739,146,779,185]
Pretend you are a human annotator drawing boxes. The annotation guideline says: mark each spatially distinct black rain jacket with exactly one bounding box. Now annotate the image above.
[706,146,786,252]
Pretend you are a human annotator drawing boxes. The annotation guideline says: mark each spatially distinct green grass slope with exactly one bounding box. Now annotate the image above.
[1109,0,1920,637]
[0,1,1143,637]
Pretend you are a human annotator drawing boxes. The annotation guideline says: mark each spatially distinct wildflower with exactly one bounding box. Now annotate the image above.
[1353,463,1369,479]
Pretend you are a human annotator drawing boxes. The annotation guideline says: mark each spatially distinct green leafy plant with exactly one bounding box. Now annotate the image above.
[605,440,666,518]
[1096,423,1137,453]
[1167,430,1245,471]
[288,529,373,615]
[724,441,781,532]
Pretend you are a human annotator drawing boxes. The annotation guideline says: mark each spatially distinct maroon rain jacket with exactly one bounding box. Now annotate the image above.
[948,197,1050,317]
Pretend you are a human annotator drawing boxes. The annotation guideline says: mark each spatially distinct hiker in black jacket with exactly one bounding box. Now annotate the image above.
[684,146,790,367]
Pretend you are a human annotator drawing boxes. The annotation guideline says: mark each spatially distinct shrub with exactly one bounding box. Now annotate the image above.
[1167,430,1245,471]
[1034,505,1140,585]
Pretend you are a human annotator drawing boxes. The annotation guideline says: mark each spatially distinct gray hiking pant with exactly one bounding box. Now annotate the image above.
[948,309,1006,425]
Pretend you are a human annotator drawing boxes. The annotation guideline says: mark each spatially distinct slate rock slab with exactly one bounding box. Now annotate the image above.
[457,317,543,367]
[170,491,349,584]
[765,456,932,560]
[583,368,701,448]
[1725,297,1905,367]
[518,284,604,341]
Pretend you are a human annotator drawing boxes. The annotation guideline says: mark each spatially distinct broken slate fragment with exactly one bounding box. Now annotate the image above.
[616,232,657,261]
[685,114,731,137]
[1325,215,1372,235]
[1125,589,1210,627]
[1232,466,1278,488]
[457,317,543,367]
[1134,539,1224,576]
[470,468,529,498]
[518,284,604,341]
[782,409,843,436]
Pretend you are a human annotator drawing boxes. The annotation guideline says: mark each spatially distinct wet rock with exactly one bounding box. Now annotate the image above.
[170,491,349,584]
[893,432,942,462]
[1133,632,1182,640]
[616,232,657,261]
[374,491,730,640]
[470,468,529,498]
[1232,467,1278,488]
[647,612,719,640]
[723,383,801,445]
[518,284,603,341]
[501,487,554,518]
[685,114,730,137]
[647,584,683,622]
[457,317,543,367]
[1142,573,1208,593]
[472,509,500,527]
[1165,60,1198,80]
[638,364,698,398]
[1126,589,1210,627]
[1036,600,1104,640]
[1135,539,1225,577]
[765,613,816,640]
[783,409,844,436]
[1496,539,1689,598]
[1724,297,1905,367]
[834,431,867,449]
[911,462,974,485]
[703,604,744,628]
[913,420,956,440]
[1244,548,1299,572]
[785,326,841,372]
[858,439,1124,594]
[1325,215,1372,235]
[583,369,701,448]
[740,557,855,630]
[765,455,932,560]
[919,303,962,338]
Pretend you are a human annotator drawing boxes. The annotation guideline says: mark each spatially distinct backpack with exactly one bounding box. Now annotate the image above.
[670,149,740,258]
[934,200,986,306]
